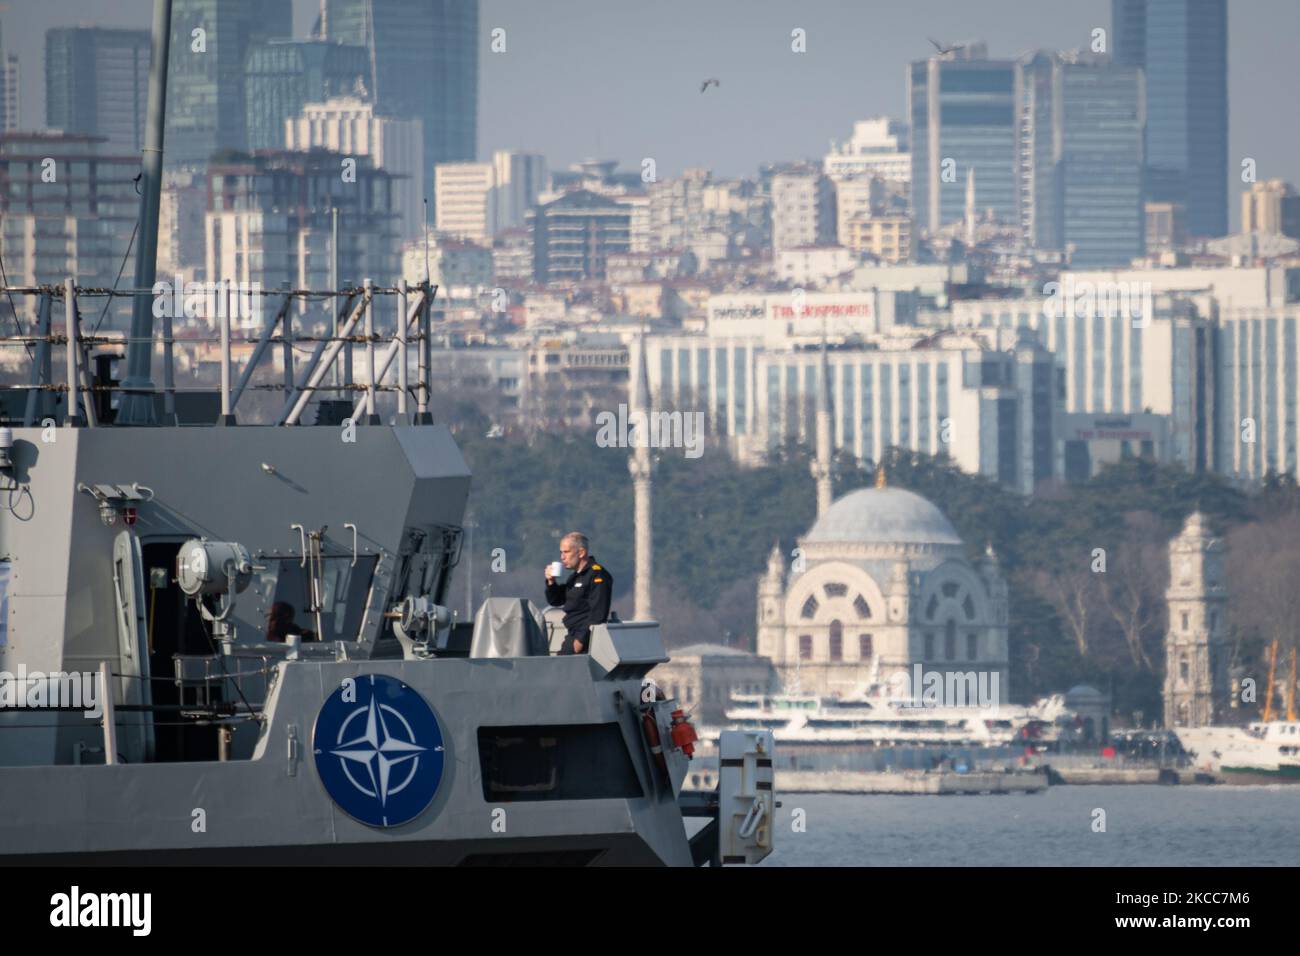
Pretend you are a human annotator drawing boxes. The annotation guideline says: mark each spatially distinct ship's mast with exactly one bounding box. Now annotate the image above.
[1287,647,1296,723]
[1262,639,1279,722]
[117,0,173,425]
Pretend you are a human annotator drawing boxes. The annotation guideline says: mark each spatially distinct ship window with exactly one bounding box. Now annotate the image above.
[476,723,643,802]
[854,595,871,619]
[799,634,813,660]
[247,554,379,642]
[829,621,843,660]
[801,595,819,619]
[859,634,873,659]
[824,582,848,597]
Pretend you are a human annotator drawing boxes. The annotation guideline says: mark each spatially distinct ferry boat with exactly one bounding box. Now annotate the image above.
[1175,721,1300,783]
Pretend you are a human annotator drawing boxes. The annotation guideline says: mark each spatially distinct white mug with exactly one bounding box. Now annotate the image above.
[548,561,564,579]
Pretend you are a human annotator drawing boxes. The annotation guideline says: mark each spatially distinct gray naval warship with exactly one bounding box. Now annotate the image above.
[0,0,775,867]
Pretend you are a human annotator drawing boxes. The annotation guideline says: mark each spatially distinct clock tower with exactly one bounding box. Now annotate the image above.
[1163,512,1230,727]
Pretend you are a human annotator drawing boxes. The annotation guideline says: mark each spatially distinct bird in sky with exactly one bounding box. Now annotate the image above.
[928,37,965,55]
[700,77,721,93]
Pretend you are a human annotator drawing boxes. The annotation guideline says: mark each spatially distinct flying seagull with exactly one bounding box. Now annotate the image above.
[928,37,965,55]
[700,77,720,93]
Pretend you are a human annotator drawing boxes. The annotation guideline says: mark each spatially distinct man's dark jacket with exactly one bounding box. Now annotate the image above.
[545,558,613,654]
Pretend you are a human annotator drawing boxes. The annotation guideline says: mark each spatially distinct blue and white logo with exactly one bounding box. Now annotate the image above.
[313,674,446,828]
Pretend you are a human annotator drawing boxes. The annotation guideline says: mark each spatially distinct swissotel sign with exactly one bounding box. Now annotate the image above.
[708,293,877,340]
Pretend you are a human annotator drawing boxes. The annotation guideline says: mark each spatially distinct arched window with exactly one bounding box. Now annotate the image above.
[824,582,848,597]
[829,620,843,661]
[854,595,872,619]
[801,595,819,619]
[962,595,976,620]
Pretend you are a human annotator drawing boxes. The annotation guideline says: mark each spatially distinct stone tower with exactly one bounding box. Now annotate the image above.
[1163,512,1230,727]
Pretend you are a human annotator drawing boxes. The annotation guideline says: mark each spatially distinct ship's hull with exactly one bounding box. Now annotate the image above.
[0,657,696,866]
[1219,765,1300,784]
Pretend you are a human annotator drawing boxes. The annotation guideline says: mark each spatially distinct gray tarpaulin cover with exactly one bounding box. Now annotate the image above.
[469,597,549,658]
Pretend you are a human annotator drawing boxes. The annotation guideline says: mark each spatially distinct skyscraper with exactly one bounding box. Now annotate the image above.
[1020,52,1145,267]
[1,55,16,132]
[1112,0,1228,238]
[45,28,151,154]
[0,15,19,133]
[244,39,369,152]
[166,0,292,168]
[909,43,1019,234]
[325,0,479,201]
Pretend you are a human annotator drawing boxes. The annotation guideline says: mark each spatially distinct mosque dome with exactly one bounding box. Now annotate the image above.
[803,487,962,547]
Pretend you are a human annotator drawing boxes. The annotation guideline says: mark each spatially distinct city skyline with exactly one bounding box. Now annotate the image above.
[1,0,1297,231]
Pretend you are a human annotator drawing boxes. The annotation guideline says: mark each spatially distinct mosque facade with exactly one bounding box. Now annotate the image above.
[754,345,1010,701]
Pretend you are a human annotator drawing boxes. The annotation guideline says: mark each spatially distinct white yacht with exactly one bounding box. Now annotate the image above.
[697,687,1073,749]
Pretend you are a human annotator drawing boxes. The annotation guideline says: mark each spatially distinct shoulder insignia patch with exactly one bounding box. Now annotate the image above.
[592,564,602,570]
[594,577,604,583]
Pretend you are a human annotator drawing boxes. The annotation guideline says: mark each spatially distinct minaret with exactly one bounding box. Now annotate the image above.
[756,544,785,659]
[629,329,654,621]
[1163,512,1229,727]
[810,333,834,516]
[964,167,976,246]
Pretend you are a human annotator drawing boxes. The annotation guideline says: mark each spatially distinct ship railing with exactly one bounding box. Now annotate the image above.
[0,278,440,426]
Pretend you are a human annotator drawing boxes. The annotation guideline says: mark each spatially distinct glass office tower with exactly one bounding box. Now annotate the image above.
[1112,0,1228,238]
[45,28,151,154]
[166,0,293,167]
[909,43,1019,234]
[326,0,479,201]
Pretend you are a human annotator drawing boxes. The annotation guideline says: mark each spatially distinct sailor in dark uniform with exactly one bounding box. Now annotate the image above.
[544,531,613,655]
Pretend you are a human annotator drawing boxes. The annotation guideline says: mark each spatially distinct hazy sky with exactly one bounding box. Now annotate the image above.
[5,0,1298,229]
